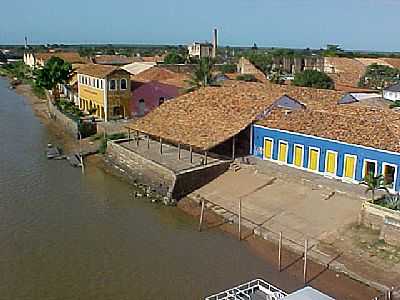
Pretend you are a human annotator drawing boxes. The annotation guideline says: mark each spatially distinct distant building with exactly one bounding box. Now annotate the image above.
[77,64,131,121]
[383,83,400,101]
[23,51,86,68]
[130,81,180,117]
[188,42,213,59]
[237,57,267,82]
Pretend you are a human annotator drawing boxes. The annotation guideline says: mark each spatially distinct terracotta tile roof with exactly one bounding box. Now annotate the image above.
[381,58,400,69]
[93,55,135,65]
[127,82,344,150]
[324,57,366,87]
[132,67,189,88]
[35,52,86,64]
[257,106,400,153]
[77,64,119,78]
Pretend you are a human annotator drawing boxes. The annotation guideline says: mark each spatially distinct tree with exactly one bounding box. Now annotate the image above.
[358,63,400,90]
[35,57,71,100]
[269,67,284,84]
[360,174,388,203]
[293,70,334,89]
[185,58,217,92]
[164,51,186,64]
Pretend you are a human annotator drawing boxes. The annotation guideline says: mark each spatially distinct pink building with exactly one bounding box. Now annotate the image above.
[130,81,180,117]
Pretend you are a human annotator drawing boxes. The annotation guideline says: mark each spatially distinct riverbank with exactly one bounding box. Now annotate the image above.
[12,81,382,299]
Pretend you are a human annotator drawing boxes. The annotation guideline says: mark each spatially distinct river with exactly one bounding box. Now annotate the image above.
[0,77,302,299]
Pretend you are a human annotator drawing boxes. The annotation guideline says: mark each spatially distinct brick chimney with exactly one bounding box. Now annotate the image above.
[212,28,218,58]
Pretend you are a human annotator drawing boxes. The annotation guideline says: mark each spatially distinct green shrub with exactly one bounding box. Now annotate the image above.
[236,74,258,82]
[293,70,334,89]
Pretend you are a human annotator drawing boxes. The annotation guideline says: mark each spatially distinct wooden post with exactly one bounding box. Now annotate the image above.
[278,232,282,271]
[190,146,193,164]
[198,199,206,232]
[232,136,236,160]
[160,137,163,154]
[303,239,308,284]
[136,130,139,147]
[128,128,131,143]
[238,198,242,241]
[178,144,181,160]
[147,135,150,149]
[204,151,208,165]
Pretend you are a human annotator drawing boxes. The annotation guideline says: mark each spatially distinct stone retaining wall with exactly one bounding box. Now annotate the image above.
[359,201,400,246]
[48,100,78,138]
[106,140,176,197]
[173,161,230,199]
[105,140,230,200]
[359,201,400,230]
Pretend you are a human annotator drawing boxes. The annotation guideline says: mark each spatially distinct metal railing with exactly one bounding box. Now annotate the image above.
[205,278,287,300]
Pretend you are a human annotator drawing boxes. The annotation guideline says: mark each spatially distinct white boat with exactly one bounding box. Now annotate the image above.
[205,278,334,300]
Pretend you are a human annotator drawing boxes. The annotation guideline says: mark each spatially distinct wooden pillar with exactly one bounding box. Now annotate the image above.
[178,144,181,160]
[204,151,208,165]
[128,128,131,143]
[198,199,206,232]
[278,232,282,271]
[160,137,163,154]
[238,198,242,241]
[232,136,236,160]
[303,239,308,284]
[190,146,193,164]
[136,130,139,147]
[147,135,150,149]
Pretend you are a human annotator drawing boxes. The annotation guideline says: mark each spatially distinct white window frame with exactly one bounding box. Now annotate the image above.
[277,140,289,164]
[120,78,127,90]
[109,79,116,91]
[308,147,320,173]
[343,154,357,181]
[262,137,274,161]
[363,159,378,178]
[292,144,304,169]
[324,150,338,177]
[382,162,397,192]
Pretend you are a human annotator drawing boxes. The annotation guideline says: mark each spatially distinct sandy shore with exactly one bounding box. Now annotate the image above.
[12,81,382,300]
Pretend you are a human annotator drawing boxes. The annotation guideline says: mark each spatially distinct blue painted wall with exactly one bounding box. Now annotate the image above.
[252,125,400,191]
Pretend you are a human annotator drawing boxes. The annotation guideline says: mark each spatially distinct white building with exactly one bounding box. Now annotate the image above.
[383,83,400,101]
[188,42,213,59]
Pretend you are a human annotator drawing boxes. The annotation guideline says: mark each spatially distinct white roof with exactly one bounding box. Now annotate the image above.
[121,62,156,75]
[350,93,381,101]
[283,287,335,300]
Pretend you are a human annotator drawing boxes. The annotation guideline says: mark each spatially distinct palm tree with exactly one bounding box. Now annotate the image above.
[185,57,217,92]
[360,174,388,203]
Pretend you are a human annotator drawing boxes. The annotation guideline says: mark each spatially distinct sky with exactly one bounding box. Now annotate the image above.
[1,0,400,51]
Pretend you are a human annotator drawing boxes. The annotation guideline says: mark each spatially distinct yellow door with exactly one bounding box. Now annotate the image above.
[264,139,273,159]
[308,149,319,171]
[278,142,288,163]
[344,155,356,179]
[326,152,337,175]
[294,145,303,167]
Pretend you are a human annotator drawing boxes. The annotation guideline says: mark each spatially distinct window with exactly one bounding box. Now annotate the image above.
[325,150,337,176]
[293,144,304,168]
[383,163,397,189]
[363,160,377,178]
[343,154,357,180]
[96,79,99,88]
[120,79,127,90]
[109,79,116,90]
[100,80,103,89]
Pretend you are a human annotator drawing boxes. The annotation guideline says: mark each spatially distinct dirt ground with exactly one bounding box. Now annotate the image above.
[178,199,381,300]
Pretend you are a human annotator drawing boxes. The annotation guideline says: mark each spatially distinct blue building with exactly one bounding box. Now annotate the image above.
[252,106,400,193]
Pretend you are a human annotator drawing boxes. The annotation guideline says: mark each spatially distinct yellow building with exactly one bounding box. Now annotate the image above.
[77,64,131,121]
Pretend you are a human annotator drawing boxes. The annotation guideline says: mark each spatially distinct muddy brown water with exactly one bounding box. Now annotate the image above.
[0,78,305,299]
